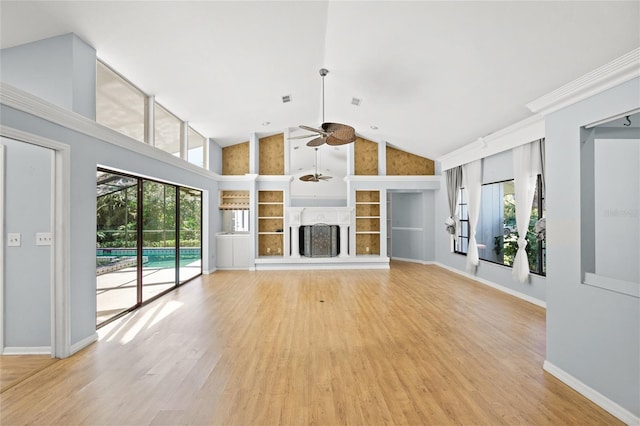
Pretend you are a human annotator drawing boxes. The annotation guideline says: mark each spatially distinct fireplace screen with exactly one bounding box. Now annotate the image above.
[300,224,339,257]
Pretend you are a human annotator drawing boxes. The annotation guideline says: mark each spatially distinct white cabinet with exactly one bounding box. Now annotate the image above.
[216,234,249,269]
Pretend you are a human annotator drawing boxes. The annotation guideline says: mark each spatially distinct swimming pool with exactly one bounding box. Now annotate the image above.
[96,248,201,271]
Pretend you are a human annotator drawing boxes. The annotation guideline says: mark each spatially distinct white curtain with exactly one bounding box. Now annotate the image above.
[462,160,482,270]
[512,140,542,283]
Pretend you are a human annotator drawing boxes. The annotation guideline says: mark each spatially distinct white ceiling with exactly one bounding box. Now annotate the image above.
[1,1,639,160]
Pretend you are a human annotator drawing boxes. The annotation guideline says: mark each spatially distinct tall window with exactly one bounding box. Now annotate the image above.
[187,126,205,168]
[96,60,209,169]
[455,176,546,275]
[96,61,145,142]
[154,103,181,157]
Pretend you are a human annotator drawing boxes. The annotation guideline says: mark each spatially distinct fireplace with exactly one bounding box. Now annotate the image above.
[287,207,354,258]
[300,224,340,257]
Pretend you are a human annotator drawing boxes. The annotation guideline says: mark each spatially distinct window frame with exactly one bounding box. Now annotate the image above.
[454,175,546,277]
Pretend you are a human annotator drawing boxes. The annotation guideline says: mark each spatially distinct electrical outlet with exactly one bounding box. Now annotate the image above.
[365,246,370,253]
[7,233,21,247]
[267,247,271,254]
[36,232,53,246]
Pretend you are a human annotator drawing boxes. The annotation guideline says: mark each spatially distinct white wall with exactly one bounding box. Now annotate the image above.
[593,138,639,283]
[0,33,96,120]
[546,77,639,418]
[391,192,426,261]
[1,137,53,349]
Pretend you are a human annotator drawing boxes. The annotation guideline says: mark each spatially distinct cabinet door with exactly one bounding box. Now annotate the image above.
[216,236,233,267]
[233,236,250,268]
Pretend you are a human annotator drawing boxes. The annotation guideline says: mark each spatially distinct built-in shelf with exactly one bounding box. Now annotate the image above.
[219,190,249,210]
[355,190,381,255]
[258,190,284,256]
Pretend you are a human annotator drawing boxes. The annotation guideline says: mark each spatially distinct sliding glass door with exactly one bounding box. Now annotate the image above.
[96,172,139,325]
[179,188,202,283]
[142,181,177,302]
[96,169,202,327]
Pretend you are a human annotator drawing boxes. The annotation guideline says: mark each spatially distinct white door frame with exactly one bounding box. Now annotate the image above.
[0,125,71,358]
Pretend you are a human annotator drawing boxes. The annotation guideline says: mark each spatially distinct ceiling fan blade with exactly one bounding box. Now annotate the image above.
[299,125,327,135]
[306,137,327,147]
[288,134,317,140]
[323,122,356,144]
[299,174,316,181]
[326,134,355,146]
[318,175,332,180]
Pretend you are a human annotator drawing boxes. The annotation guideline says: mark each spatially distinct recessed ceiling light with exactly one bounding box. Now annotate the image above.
[370,125,379,130]
[262,121,270,126]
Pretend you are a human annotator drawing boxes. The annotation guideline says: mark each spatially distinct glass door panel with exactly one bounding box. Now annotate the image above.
[142,181,177,302]
[96,171,139,325]
[179,188,202,284]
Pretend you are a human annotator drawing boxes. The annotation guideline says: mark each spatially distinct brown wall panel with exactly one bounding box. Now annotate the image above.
[354,137,378,175]
[259,133,284,175]
[386,146,435,175]
[222,142,250,175]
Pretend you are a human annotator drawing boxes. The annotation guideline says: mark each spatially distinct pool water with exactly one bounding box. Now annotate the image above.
[145,254,200,269]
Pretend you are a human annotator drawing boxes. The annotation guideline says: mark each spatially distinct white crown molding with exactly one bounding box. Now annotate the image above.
[345,175,440,182]
[527,48,640,116]
[437,114,545,171]
[0,82,221,181]
[256,175,294,182]
[432,261,546,309]
[216,173,258,182]
[543,360,640,425]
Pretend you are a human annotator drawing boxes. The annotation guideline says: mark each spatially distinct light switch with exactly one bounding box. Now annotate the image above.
[7,233,21,247]
[36,232,53,246]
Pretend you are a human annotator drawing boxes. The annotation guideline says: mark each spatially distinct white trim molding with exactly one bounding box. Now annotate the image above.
[432,261,546,308]
[3,346,52,355]
[0,144,4,354]
[437,114,545,171]
[70,332,98,355]
[527,48,640,116]
[0,125,72,358]
[543,360,640,425]
[0,82,220,181]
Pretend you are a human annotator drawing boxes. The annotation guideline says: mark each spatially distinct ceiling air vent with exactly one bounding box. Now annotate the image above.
[351,97,361,106]
[282,94,292,103]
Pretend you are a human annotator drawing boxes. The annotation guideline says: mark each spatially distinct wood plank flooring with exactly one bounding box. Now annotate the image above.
[0,355,57,393]
[0,262,621,425]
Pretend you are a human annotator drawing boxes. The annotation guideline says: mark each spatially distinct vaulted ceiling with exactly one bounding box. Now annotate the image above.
[1,1,639,160]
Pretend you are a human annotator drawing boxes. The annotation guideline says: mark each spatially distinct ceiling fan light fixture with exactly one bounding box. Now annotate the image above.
[298,69,356,148]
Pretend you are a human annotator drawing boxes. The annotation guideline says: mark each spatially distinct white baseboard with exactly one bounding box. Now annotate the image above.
[431,261,546,309]
[391,257,429,265]
[70,332,98,356]
[544,360,640,425]
[3,346,51,355]
[203,267,216,275]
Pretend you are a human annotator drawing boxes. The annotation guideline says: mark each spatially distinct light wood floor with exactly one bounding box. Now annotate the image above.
[0,355,57,393]
[0,262,620,425]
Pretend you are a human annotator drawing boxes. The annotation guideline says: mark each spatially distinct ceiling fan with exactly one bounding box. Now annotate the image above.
[299,147,332,182]
[289,68,356,147]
